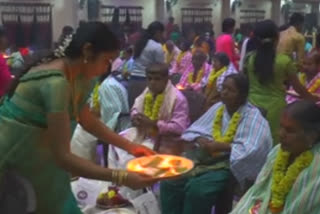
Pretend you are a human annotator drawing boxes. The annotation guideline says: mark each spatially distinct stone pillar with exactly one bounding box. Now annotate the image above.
[52,0,78,42]
[311,2,320,28]
[221,0,231,20]
[155,0,166,24]
[271,0,281,25]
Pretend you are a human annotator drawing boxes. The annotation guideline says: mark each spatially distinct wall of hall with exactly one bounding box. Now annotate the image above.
[52,0,78,42]
[0,0,78,43]
[100,0,223,34]
[0,0,288,43]
[170,0,222,35]
[232,0,272,27]
[100,0,157,27]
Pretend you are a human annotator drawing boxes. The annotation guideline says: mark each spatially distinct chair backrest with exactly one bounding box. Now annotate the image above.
[127,79,147,108]
[181,89,206,123]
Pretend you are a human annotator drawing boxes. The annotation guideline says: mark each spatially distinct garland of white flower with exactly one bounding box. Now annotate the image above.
[54,34,73,58]
[36,34,73,66]
[144,92,165,120]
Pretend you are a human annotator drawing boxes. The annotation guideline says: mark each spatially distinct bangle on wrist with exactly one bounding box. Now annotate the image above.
[111,170,129,186]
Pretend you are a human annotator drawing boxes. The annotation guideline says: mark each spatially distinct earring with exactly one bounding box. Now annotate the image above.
[84,59,88,64]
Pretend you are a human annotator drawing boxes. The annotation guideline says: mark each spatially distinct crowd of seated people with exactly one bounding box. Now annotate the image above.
[2,12,320,214]
[66,14,320,214]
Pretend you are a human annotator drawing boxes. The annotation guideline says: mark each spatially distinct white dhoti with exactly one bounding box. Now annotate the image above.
[108,127,155,169]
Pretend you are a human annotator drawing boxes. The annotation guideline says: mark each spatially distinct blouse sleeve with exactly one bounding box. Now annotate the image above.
[40,76,71,113]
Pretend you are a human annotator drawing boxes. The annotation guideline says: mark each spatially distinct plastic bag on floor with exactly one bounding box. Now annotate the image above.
[72,178,110,207]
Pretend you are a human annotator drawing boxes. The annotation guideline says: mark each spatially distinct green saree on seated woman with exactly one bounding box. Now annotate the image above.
[0,69,96,214]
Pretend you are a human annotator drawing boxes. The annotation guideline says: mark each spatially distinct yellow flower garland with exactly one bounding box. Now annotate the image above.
[212,106,241,143]
[308,79,320,93]
[298,73,307,86]
[92,83,100,111]
[176,51,187,65]
[206,66,227,90]
[269,148,314,213]
[163,45,175,64]
[188,68,204,84]
[144,92,165,121]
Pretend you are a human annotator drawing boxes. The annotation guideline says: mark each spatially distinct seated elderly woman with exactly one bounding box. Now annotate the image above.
[286,52,320,105]
[109,63,190,169]
[203,52,237,110]
[177,50,211,92]
[231,100,320,214]
[160,73,272,214]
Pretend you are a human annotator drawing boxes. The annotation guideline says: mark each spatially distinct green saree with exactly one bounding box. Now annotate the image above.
[0,69,95,214]
[246,53,296,143]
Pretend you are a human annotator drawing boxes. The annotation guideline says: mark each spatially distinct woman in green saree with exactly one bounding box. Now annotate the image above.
[245,20,317,144]
[0,22,156,214]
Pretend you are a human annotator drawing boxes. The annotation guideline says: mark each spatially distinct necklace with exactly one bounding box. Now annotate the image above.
[212,106,241,143]
[308,79,320,93]
[269,148,314,213]
[188,68,204,84]
[205,66,227,94]
[92,83,100,112]
[144,92,164,120]
[176,51,187,65]
[163,45,175,64]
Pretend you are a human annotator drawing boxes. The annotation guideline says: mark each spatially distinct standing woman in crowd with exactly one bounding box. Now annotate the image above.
[129,21,165,107]
[0,22,156,214]
[244,20,317,143]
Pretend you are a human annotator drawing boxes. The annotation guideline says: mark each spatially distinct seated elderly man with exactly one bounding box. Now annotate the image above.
[160,73,272,214]
[109,63,190,169]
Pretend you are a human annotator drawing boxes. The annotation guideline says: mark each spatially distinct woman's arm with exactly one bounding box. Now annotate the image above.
[79,104,155,156]
[47,112,157,189]
[48,112,113,180]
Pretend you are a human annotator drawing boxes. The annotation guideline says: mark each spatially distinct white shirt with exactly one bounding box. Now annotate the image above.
[131,39,165,77]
